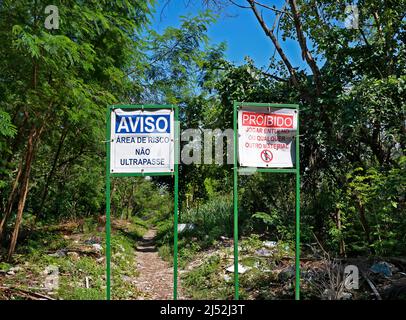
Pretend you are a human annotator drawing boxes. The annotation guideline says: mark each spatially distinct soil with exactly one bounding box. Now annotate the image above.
[133,229,183,300]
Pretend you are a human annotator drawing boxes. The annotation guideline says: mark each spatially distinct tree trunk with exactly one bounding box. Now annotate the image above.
[370,121,386,165]
[0,160,23,242]
[7,124,44,260]
[336,209,346,257]
[357,201,372,252]
[36,125,69,219]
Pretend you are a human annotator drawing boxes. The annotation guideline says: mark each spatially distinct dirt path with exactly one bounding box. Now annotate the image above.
[133,229,182,300]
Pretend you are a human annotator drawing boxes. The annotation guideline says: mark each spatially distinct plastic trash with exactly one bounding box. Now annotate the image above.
[226,264,250,274]
[178,223,195,233]
[255,248,272,256]
[263,241,277,248]
[370,261,393,277]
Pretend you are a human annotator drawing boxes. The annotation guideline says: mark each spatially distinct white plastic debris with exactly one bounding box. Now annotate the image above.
[9,266,22,272]
[226,264,250,274]
[7,266,22,275]
[255,248,272,257]
[263,241,277,248]
[340,292,353,300]
[48,249,66,257]
[92,243,103,252]
[178,223,195,233]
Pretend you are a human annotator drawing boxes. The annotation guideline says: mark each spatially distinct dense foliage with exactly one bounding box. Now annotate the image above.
[0,0,405,265]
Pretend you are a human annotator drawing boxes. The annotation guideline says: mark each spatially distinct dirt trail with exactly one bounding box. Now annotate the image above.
[133,229,182,300]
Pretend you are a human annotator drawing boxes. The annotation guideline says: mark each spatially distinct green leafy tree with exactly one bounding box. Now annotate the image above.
[0,0,154,259]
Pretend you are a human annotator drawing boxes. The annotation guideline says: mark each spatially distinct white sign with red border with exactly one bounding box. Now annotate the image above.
[238,107,297,168]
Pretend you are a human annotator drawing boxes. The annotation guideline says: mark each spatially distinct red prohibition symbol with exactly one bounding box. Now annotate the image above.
[260,149,273,163]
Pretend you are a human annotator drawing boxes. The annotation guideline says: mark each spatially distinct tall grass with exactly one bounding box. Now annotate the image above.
[155,195,234,264]
[181,195,233,241]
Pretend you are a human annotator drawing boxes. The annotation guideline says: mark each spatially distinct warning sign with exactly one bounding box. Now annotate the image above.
[110,109,174,173]
[238,107,297,167]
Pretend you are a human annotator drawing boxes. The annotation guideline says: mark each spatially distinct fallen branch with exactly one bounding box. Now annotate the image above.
[0,285,56,300]
[362,272,382,300]
[46,247,101,257]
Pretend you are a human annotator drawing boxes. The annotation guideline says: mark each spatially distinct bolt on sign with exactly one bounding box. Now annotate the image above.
[110,108,175,173]
[238,106,298,167]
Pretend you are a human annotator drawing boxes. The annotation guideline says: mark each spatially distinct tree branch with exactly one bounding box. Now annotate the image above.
[229,0,250,9]
[261,70,288,82]
[288,0,323,95]
[359,28,370,47]
[246,0,300,89]
[252,0,292,19]
[271,0,287,32]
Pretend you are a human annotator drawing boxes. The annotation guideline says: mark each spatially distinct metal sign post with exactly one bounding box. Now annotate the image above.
[105,104,179,300]
[233,101,300,300]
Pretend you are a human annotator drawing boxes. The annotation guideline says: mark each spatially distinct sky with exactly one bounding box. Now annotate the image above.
[150,0,309,71]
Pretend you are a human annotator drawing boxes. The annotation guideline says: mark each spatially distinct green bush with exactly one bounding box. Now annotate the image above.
[181,195,233,241]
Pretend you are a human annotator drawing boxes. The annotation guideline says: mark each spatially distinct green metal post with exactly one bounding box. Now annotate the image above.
[105,107,112,300]
[173,106,179,300]
[233,101,239,300]
[295,108,300,300]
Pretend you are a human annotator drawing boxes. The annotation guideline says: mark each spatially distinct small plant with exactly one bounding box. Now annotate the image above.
[0,262,12,272]
[158,244,172,262]
[241,234,263,253]
[182,255,234,299]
